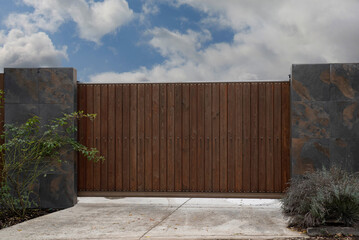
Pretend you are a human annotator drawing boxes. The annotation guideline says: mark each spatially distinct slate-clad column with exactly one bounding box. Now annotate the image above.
[291,63,359,175]
[4,68,77,208]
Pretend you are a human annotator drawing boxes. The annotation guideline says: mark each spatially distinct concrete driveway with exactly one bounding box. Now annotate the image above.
[0,197,306,240]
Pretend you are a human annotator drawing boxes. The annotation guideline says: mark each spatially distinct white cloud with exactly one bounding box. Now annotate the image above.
[6,0,134,43]
[91,0,359,82]
[139,0,160,24]
[0,29,68,71]
[91,71,148,83]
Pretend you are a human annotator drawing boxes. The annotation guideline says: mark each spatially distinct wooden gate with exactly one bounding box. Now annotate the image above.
[0,74,3,184]
[77,82,290,198]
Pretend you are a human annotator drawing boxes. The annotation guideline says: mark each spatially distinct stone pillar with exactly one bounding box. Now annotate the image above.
[4,68,77,208]
[291,63,359,175]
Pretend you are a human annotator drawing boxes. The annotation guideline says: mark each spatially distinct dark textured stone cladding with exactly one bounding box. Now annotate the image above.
[330,64,359,101]
[39,173,76,208]
[291,101,330,138]
[4,68,39,104]
[38,68,76,104]
[4,68,77,208]
[291,63,359,175]
[329,101,359,138]
[4,104,40,125]
[291,64,330,102]
[291,138,330,175]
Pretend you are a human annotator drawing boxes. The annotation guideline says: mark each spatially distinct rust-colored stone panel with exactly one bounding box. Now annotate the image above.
[329,101,359,139]
[291,63,359,175]
[330,64,359,101]
[291,138,330,175]
[291,64,330,102]
[38,68,76,104]
[292,101,329,138]
[4,68,39,104]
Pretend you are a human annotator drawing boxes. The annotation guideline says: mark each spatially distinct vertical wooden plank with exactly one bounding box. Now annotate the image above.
[115,85,123,191]
[258,83,266,192]
[281,83,290,192]
[100,85,108,190]
[250,83,259,192]
[182,84,190,191]
[219,84,228,192]
[167,84,175,191]
[197,84,205,192]
[174,84,182,191]
[93,85,101,190]
[211,84,220,192]
[159,84,167,191]
[130,85,137,191]
[266,83,274,192]
[227,83,236,192]
[204,84,212,192]
[0,74,3,137]
[274,83,282,192]
[242,83,251,192]
[152,84,160,191]
[77,85,86,191]
[85,85,94,191]
[144,84,153,191]
[122,85,130,191]
[235,84,243,192]
[107,85,116,191]
[0,74,3,184]
[137,84,145,191]
[189,84,198,191]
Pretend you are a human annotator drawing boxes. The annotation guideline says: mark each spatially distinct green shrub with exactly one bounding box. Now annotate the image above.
[281,167,359,228]
[0,112,104,217]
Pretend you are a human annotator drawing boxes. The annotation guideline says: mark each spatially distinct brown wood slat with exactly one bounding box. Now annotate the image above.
[0,74,3,184]
[137,85,145,191]
[258,83,266,192]
[250,84,259,192]
[273,83,282,192]
[107,85,116,191]
[174,84,182,191]
[235,84,243,192]
[182,84,190,191]
[281,83,290,192]
[122,85,130,191]
[144,84,152,191]
[189,84,197,191]
[197,85,205,192]
[78,85,86,191]
[93,85,101,190]
[204,84,212,192]
[115,85,123,191]
[227,84,236,192]
[219,84,228,192]
[159,85,167,191]
[77,81,290,194]
[242,83,251,192]
[130,85,137,191]
[152,85,160,191]
[167,84,175,191]
[85,85,94,191]
[211,84,220,192]
[100,85,108,190]
[265,83,274,192]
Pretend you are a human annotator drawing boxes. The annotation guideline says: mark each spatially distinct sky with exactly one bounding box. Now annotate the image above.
[1,0,359,83]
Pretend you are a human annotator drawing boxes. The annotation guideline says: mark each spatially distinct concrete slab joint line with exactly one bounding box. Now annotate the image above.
[140,198,191,239]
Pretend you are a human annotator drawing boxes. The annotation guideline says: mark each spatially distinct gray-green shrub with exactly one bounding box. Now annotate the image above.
[281,167,359,228]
